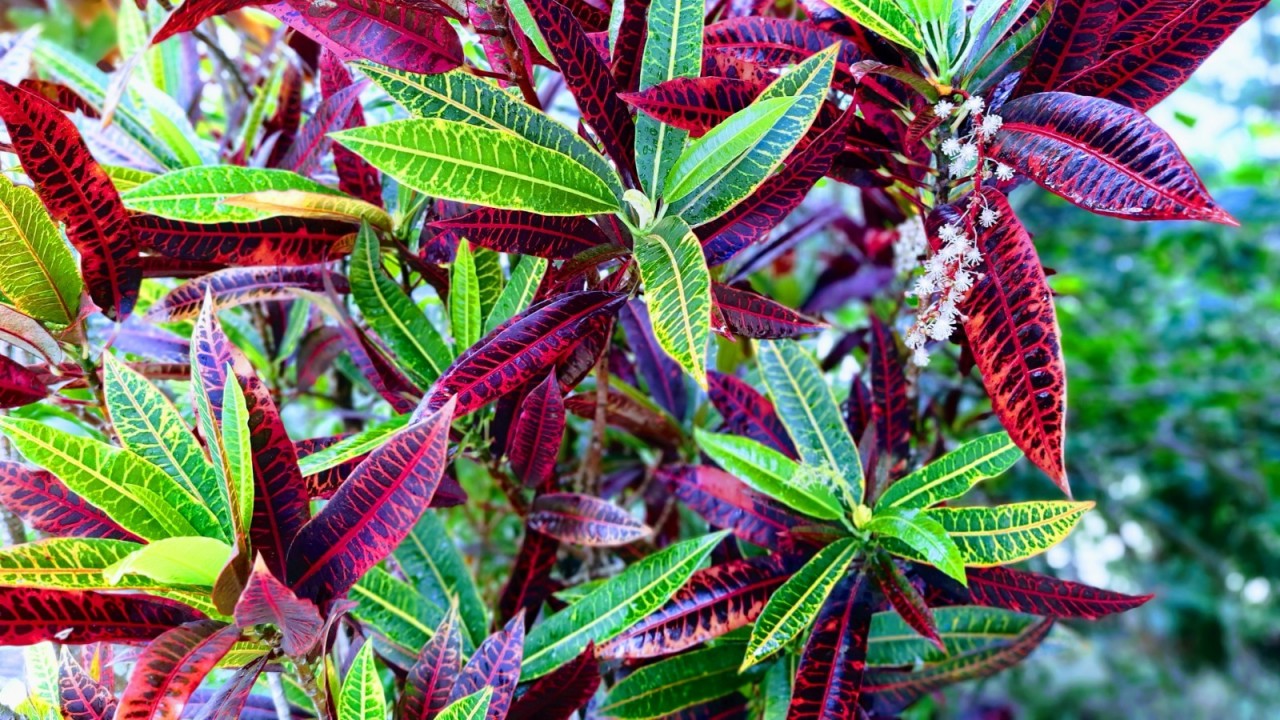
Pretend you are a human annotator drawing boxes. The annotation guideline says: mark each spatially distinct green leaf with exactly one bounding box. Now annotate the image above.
[635,0,705,197]
[634,216,712,389]
[601,643,756,719]
[923,501,1093,566]
[334,119,623,216]
[744,537,859,669]
[694,428,842,520]
[221,363,255,541]
[0,176,82,326]
[484,255,547,334]
[664,96,797,204]
[436,687,493,720]
[522,530,727,680]
[121,166,343,223]
[867,606,1038,666]
[756,339,863,509]
[876,432,1022,510]
[21,643,58,718]
[357,64,623,201]
[668,46,836,225]
[393,513,488,648]
[338,643,387,720]
[239,58,286,155]
[472,246,504,321]
[101,353,230,541]
[868,506,966,584]
[0,417,220,542]
[103,165,158,193]
[297,414,412,476]
[349,224,452,389]
[349,567,449,660]
[450,240,482,351]
[825,0,925,51]
[222,189,393,230]
[104,536,233,587]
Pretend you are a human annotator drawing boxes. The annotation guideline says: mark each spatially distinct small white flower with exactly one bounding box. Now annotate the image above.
[979,113,1004,138]
[934,99,955,117]
[905,326,926,349]
[958,143,979,164]
[964,95,985,113]
[979,206,1000,228]
[911,346,931,367]
[928,314,955,341]
[938,223,964,243]
[941,137,963,157]
[949,158,972,178]
[994,162,1015,181]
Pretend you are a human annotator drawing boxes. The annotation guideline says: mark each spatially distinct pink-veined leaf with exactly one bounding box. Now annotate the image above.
[564,387,682,446]
[146,265,349,322]
[152,0,258,44]
[868,315,911,463]
[712,283,826,340]
[400,609,463,720]
[0,462,139,541]
[621,76,765,137]
[116,620,241,720]
[1015,0,1118,96]
[599,555,790,660]
[707,370,797,459]
[286,398,455,603]
[188,655,267,720]
[320,50,384,208]
[498,527,559,625]
[619,300,689,421]
[957,565,1153,619]
[0,81,140,319]
[659,465,807,549]
[507,371,565,490]
[58,647,117,720]
[528,492,651,547]
[988,91,1235,224]
[788,574,872,720]
[429,208,610,260]
[610,0,650,92]
[276,0,463,75]
[506,642,600,720]
[703,17,862,81]
[0,354,47,409]
[233,556,324,656]
[0,587,202,645]
[279,83,364,176]
[868,552,943,652]
[133,214,356,266]
[447,614,525,720]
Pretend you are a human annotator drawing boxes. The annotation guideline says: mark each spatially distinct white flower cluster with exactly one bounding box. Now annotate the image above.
[892,215,928,274]
[934,93,1010,181]
[904,219,984,367]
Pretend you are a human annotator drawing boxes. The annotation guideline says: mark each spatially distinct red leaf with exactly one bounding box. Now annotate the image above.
[564,387,682,446]
[296,434,364,499]
[960,565,1153,619]
[133,215,356,266]
[340,322,421,412]
[988,92,1234,224]
[187,655,267,720]
[599,555,790,660]
[287,398,455,603]
[234,556,324,656]
[528,492,651,547]
[621,76,765,138]
[18,79,99,119]
[429,291,625,417]
[659,465,807,549]
[506,642,600,720]
[400,610,463,720]
[788,574,872,720]
[152,0,258,45]
[868,316,911,463]
[939,190,1070,493]
[0,461,139,541]
[447,615,525,720]
[619,300,689,421]
[868,553,943,652]
[279,83,364,175]
[524,0,637,181]
[278,0,463,75]
[147,265,349,322]
[0,354,47,409]
[264,65,304,168]
[610,0,650,92]
[430,208,610,260]
[846,375,872,447]
[116,620,241,720]
[508,371,565,490]
[697,109,850,267]
[498,527,559,625]
[321,51,383,208]
[1072,0,1266,112]
[1015,0,1118,96]
[706,370,797,459]
[59,647,117,720]
[703,17,862,80]
[0,80,140,319]
[0,587,202,645]
[712,283,825,340]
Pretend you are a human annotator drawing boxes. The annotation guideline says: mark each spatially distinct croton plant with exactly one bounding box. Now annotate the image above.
[0,0,1258,718]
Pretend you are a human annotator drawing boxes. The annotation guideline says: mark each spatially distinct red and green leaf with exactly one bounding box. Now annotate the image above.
[564,386,683,446]
[507,371,565,490]
[788,574,873,720]
[400,610,464,720]
[58,647,117,720]
[1016,0,1118,96]
[528,493,651,547]
[703,17,863,79]
[0,80,140,319]
[278,0,463,75]
[659,465,808,549]
[868,552,943,652]
[707,370,797,459]
[619,299,689,422]
[320,50,384,208]
[0,587,202,645]
[133,214,356,266]
[0,462,139,541]
[430,208,610,260]
[622,77,765,137]
[278,83,364,176]
[0,355,47,409]
[712,283,825,340]
[287,399,455,603]
[447,615,525,720]
[146,265,349,322]
[956,565,1154,619]
[18,78,99,119]
[233,557,324,656]
[988,92,1235,224]
[506,642,600,720]
[868,315,911,464]
[116,620,241,720]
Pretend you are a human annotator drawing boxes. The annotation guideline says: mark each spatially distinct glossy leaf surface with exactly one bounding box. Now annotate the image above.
[877,433,1021,510]
[635,216,712,388]
[528,492,651,546]
[744,538,859,669]
[116,621,240,720]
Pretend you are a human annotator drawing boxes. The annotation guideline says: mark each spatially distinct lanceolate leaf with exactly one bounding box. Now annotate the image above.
[508,371,565,490]
[498,527,559,627]
[281,0,462,75]
[866,605,1039,666]
[506,643,600,720]
[599,555,791,660]
[350,567,448,664]
[620,300,689,422]
[988,92,1235,224]
[451,240,482,350]
[0,80,140,319]
[661,465,807,549]
[745,539,859,669]
[338,642,387,720]
[695,428,842,520]
[287,400,455,603]
[788,573,873,720]
[400,610,464,720]
[601,643,756,719]
[103,537,232,588]
[707,370,796,458]
[233,557,324,657]
[634,0,705,197]
[0,356,47,409]
[431,209,610,260]
[528,493,651,546]
[623,77,762,138]
[521,531,727,679]
[940,190,1069,491]
[485,255,548,334]
[448,615,525,720]
[868,507,966,584]
[322,51,385,208]
[0,462,138,541]
[867,552,943,652]
[664,96,798,204]
[221,190,390,230]
[187,655,267,720]
[868,316,911,463]
[436,688,492,720]
[957,565,1154,619]
[922,501,1093,566]
[279,83,364,176]
[0,588,201,645]
[713,283,825,339]
[429,291,626,417]
[564,384,683,446]
[1016,0,1118,96]
[116,621,240,720]
[394,512,489,647]
[877,433,1022,510]
[703,17,865,74]
[0,304,63,364]
[146,265,347,322]
[132,214,356,266]
[635,216,712,388]
[0,176,81,325]
[122,166,343,224]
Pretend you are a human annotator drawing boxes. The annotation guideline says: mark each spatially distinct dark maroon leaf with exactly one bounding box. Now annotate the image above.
[610,0,650,92]
[564,387,682,446]
[0,587,202,645]
[704,17,862,79]
[264,65,303,169]
[959,566,1153,619]
[1016,0,1118,96]
[868,552,943,652]
[712,283,825,340]
[279,83,364,175]
[670,694,750,720]
[321,50,384,207]
[0,462,139,541]
[659,465,807,549]
[152,0,258,45]
[146,265,349,322]
[116,621,240,720]
[498,528,559,625]
[846,375,872,447]
[619,300,688,421]
[400,610,463,720]
[287,398,455,603]
[0,355,47,409]
[621,76,764,137]
[599,555,790,660]
[506,642,600,720]
[0,80,140,319]
[190,655,268,720]
[507,371,564,490]
[340,322,421,413]
[867,316,910,463]
[788,573,872,720]
[706,371,797,458]
[296,435,364,499]
[278,0,463,75]
[134,214,356,266]
[429,208,610,260]
[58,647,116,720]
[18,79,99,119]
[234,556,324,656]
[447,614,525,720]
[988,92,1235,224]
[528,492,651,547]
